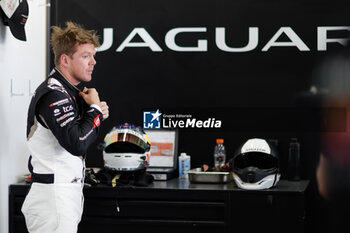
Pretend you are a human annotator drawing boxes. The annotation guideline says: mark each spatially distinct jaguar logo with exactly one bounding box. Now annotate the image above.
[97,26,350,52]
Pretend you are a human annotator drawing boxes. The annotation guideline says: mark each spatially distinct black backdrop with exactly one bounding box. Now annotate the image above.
[50,0,350,169]
[50,0,350,231]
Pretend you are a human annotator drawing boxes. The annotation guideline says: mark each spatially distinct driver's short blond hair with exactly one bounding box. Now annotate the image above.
[51,21,100,67]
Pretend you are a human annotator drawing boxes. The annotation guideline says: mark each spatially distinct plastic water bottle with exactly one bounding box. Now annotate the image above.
[288,138,300,181]
[214,139,226,169]
[178,152,191,178]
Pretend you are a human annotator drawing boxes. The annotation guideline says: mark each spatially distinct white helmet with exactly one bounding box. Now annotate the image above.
[232,138,280,190]
[103,123,151,172]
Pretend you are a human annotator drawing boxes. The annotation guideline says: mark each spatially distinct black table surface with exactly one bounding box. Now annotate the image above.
[11,178,309,195]
[148,178,309,193]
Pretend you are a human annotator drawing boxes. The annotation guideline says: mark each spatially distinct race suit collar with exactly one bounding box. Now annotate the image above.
[51,67,81,96]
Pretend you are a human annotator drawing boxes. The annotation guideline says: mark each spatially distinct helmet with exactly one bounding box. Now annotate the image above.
[232,138,280,190]
[103,123,151,172]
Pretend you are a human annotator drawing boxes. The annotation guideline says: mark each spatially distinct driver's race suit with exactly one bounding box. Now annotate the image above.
[21,68,103,233]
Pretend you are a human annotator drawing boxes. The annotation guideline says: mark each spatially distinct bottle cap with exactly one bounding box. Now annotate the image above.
[216,139,224,144]
[180,152,187,157]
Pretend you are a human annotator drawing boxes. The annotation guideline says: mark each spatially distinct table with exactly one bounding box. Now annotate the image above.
[9,179,309,233]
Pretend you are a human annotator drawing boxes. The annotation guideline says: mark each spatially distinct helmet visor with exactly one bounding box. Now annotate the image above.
[105,132,150,153]
[234,152,278,170]
[233,152,279,183]
[234,166,278,183]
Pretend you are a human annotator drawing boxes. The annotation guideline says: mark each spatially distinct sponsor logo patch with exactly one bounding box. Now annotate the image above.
[56,112,75,122]
[60,116,75,127]
[63,105,73,113]
[50,98,69,107]
[79,129,94,140]
[71,177,83,183]
[53,109,61,116]
[93,115,101,128]
[48,86,69,96]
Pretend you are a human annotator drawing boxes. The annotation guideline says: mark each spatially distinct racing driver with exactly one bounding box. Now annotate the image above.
[21,22,109,233]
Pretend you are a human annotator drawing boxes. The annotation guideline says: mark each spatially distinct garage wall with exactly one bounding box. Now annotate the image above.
[50,1,349,232]
[51,0,350,171]
[0,1,47,232]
